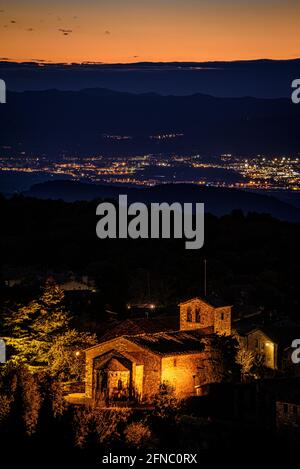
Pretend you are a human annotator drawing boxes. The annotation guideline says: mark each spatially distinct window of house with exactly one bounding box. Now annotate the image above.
[220,313,224,321]
[117,379,123,390]
[195,308,201,323]
[293,405,298,415]
[255,339,259,349]
[187,306,192,322]
[283,404,288,414]
[173,358,177,367]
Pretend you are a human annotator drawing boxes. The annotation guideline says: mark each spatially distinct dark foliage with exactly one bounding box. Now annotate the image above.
[0,194,299,327]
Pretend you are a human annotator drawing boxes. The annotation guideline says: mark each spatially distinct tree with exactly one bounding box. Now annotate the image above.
[4,281,96,380]
[73,406,131,448]
[151,382,181,419]
[202,334,240,384]
[124,421,152,449]
[47,329,96,381]
[0,363,70,439]
[236,346,256,382]
[234,333,261,382]
[0,363,41,436]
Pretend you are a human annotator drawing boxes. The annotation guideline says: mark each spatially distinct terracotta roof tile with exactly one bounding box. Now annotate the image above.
[124,328,214,356]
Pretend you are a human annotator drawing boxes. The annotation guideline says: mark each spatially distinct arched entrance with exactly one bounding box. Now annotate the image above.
[93,353,132,405]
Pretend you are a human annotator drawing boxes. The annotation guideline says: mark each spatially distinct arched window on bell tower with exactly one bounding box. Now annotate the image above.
[195,307,201,323]
[187,306,192,322]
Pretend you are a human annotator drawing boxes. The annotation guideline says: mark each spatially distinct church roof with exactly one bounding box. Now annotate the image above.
[124,328,214,356]
[178,296,231,309]
[99,315,179,342]
[246,326,300,350]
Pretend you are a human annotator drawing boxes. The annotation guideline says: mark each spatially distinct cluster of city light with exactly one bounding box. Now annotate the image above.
[149,133,184,140]
[102,134,132,140]
[0,153,299,191]
[221,155,300,191]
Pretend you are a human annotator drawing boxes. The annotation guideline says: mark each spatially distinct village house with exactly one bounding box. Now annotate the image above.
[276,397,300,447]
[57,274,97,292]
[80,297,232,406]
[239,326,300,373]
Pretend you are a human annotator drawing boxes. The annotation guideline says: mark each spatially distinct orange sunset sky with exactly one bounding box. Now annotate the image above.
[1,0,300,63]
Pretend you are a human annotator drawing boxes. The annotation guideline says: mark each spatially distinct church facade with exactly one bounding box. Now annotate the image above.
[84,297,232,405]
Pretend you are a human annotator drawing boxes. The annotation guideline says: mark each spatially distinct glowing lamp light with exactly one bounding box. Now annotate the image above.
[149,304,155,309]
[75,351,80,357]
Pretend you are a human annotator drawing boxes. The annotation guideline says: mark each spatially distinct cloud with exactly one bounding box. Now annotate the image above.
[104,30,111,35]
[27,28,34,32]
[10,20,16,23]
[58,28,73,36]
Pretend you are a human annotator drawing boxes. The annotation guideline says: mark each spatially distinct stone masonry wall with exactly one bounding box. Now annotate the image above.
[214,306,232,335]
[276,401,300,428]
[246,330,277,369]
[85,337,161,400]
[180,298,215,331]
[161,353,205,398]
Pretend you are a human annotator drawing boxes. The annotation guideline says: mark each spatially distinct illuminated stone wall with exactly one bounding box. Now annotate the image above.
[135,364,144,400]
[276,401,300,429]
[107,370,130,398]
[84,297,234,404]
[179,298,215,331]
[85,337,161,399]
[161,339,228,398]
[161,353,204,398]
[246,329,277,369]
[214,306,232,335]
[179,298,231,335]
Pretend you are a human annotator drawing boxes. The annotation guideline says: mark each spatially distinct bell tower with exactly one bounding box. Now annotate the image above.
[179,297,231,335]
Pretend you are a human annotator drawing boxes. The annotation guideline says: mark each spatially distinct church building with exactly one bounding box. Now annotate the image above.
[84,297,232,405]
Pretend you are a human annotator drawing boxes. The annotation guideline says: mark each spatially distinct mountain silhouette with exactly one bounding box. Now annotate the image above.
[1,88,300,156]
[2,58,300,97]
[24,180,300,222]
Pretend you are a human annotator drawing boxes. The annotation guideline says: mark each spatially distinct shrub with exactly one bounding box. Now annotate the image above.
[124,421,152,448]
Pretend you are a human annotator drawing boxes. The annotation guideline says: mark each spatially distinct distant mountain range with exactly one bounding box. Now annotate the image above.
[23,180,300,223]
[1,88,300,156]
[1,59,300,97]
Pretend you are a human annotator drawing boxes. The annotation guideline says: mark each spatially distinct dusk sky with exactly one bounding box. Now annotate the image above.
[1,0,300,63]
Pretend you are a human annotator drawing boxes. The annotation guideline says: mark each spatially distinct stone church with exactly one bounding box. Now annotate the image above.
[84,297,232,405]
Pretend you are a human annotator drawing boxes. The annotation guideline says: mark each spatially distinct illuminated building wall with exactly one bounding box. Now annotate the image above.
[246,330,277,369]
[161,354,204,398]
[179,298,231,335]
[85,337,161,399]
[84,297,234,404]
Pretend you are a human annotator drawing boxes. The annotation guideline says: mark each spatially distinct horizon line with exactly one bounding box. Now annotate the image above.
[1,56,300,67]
